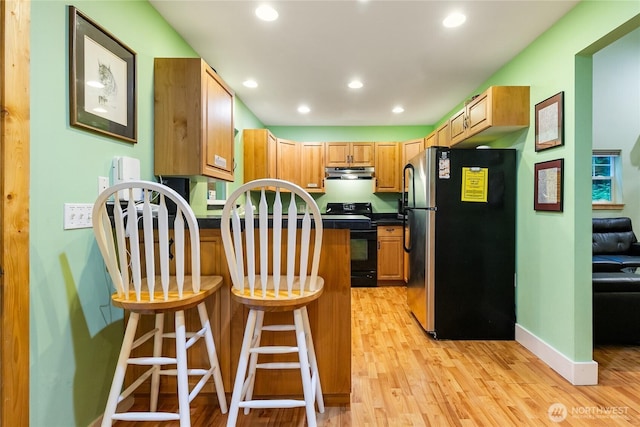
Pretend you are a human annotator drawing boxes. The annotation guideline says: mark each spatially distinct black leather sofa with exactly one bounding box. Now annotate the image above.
[592,217,640,344]
[592,217,640,272]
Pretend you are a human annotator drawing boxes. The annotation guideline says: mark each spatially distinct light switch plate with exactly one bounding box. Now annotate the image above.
[98,176,109,195]
[64,203,94,229]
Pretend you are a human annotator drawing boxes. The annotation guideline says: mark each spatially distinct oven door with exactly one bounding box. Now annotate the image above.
[350,229,377,287]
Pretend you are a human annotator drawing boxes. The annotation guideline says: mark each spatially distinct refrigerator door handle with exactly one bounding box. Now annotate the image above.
[403,212,410,253]
[402,163,415,209]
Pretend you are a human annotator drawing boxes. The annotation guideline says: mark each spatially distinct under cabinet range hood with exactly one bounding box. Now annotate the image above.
[325,167,374,180]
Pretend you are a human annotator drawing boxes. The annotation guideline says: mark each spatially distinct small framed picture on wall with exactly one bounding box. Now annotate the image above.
[534,159,564,212]
[535,91,564,152]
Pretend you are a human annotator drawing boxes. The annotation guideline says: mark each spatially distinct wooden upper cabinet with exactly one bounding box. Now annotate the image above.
[300,142,325,193]
[435,121,450,147]
[402,138,424,169]
[243,129,277,182]
[449,86,530,147]
[401,138,424,191]
[325,142,374,167]
[154,58,235,181]
[374,142,400,193]
[449,108,466,144]
[276,138,301,184]
[425,132,436,148]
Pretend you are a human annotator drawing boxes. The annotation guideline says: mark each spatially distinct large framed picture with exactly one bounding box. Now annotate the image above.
[534,159,564,212]
[69,6,137,143]
[534,91,563,152]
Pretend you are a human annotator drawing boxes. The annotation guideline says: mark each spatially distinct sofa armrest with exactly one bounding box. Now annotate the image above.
[630,242,640,256]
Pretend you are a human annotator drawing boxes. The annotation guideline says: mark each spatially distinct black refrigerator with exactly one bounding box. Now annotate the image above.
[403,147,516,340]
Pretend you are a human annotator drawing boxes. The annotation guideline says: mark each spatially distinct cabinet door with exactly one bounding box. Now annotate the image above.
[243,129,277,182]
[466,91,490,135]
[277,138,301,184]
[300,142,325,192]
[449,108,467,146]
[325,142,350,167]
[377,226,404,281]
[435,122,450,147]
[402,139,423,191]
[351,142,375,167]
[204,66,234,180]
[424,132,436,148]
[374,142,400,192]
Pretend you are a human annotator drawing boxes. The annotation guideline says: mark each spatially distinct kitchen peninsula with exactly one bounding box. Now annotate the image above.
[130,214,369,406]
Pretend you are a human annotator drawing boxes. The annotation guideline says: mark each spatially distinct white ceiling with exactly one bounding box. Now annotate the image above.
[149,0,579,127]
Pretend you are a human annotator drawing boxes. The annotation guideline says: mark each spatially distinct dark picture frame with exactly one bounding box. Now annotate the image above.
[534,91,563,152]
[69,6,137,143]
[534,159,564,212]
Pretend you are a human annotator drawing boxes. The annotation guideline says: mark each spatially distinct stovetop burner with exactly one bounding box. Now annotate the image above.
[324,202,373,217]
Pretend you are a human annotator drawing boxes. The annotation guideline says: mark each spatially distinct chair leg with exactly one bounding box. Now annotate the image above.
[174,310,191,427]
[197,302,228,414]
[149,313,165,412]
[227,309,258,427]
[293,309,317,427]
[302,306,324,413]
[101,312,140,427]
[243,310,264,415]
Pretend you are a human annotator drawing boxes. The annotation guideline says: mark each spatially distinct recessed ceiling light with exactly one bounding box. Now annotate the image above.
[392,106,404,114]
[255,5,279,22]
[443,12,466,28]
[243,79,258,88]
[298,105,310,114]
[348,80,363,89]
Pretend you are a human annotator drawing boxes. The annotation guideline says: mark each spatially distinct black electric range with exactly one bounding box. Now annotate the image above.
[325,203,377,287]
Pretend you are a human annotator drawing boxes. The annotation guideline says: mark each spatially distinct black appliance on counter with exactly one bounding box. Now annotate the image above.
[403,147,515,339]
[325,202,377,287]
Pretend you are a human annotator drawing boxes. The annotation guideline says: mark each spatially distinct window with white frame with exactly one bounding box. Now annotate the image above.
[592,150,622,205]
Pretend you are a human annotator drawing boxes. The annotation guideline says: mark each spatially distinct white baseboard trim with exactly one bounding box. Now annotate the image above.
[515,323,598,385]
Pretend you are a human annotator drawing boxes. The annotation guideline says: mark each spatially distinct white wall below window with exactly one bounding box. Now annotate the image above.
[592,27,640,223]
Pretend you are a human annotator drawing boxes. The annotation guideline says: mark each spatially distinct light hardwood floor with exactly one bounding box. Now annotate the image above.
[115,286,640,426]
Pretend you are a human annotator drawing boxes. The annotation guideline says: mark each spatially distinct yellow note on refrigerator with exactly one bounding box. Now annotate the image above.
[461,167,488,202]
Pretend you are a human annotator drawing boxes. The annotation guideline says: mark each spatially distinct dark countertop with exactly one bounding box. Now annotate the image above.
[372,213,404,227]
[196,214,372,230]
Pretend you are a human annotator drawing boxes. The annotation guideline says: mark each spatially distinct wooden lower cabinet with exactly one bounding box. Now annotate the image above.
[377,225,404,281]
[130,228,351,406]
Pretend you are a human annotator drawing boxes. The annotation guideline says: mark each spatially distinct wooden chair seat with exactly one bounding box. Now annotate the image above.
[112,275,223,313]
[231,276,324,311]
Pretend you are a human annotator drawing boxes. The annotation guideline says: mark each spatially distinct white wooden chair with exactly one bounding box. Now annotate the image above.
[92,180,227,426]
[221,179,325,427]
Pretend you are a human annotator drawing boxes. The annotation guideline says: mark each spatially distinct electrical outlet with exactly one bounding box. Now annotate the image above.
[98,176,109,195]
[64,203,94,230]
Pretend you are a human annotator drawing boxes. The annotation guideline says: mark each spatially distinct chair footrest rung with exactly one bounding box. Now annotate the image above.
[256,362,300,369]
[160,368,210,376]
[261,324,295,332]
[111,412,180,421]
[127,356,176,365]
[249,345,298,354]
[238,399,306,409]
